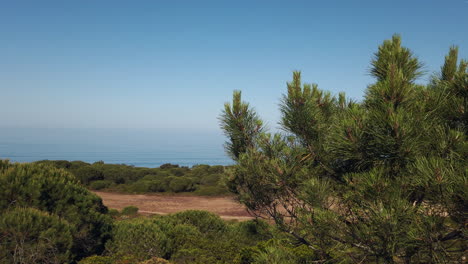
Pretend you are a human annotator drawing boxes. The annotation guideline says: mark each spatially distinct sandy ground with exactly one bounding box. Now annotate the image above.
[94,191,254,221]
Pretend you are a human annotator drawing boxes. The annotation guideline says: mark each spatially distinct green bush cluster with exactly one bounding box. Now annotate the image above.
[0,207,73,264]
[35,161,229,195]
[94,210,287,264]
[0,160,113,263]
[121,206,139,216]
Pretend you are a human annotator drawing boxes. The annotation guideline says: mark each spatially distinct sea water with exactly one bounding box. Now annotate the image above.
[0,127,233,167]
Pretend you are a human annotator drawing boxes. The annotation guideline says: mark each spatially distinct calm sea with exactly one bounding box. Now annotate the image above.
[0,128,233,167]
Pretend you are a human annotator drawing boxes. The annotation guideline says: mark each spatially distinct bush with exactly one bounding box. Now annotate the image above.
[167,210,227,234]
[121,206,139,216]
[232,220,272,242]
[190,165,211,177]
[209,165,224,174]
[160,163,179,169]
[0,207,73,264]
[90,180,113,190]
[147,179,168,192]
[108,209,120,217]
[169,168,187,176]
[141,174,159,181]
[200,174,221,186]
[127,180,153,193]
[75,166,104,184]
[168,177,193,192]
[0,160,112,261]
[106,218,168,261]
[164,224,201,259]
[34,160,231,195]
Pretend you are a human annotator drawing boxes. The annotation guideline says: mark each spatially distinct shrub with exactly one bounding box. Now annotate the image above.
[160,163,179,169]
[200,173,221,186]
[164,224,201,259]
[108,209,120,217]
[169,168,187,177]
[167,210,227,234]
[127,180,152,193]
[106,218,168,261]
[121,206,139,216]
[0,160,112,261]
[0,207,73,264]
[141,174,159,181]
[190,165,211,177]
[209,165,224,174]
[232,220,272,242]
[75,166,104,184]
[147,179,168,192]
[168,177,193,192]
[90,180,113,190]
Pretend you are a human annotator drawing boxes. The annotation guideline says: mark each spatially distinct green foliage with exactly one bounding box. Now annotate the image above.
[108,208,120,217]
[103,211,275,264]
[106,218,169,261]
[0,160,113,261]
[0,207,73,264]
[220,91,264,160]
[167,210,227,234]
[220,35,467,262]
[75,166,104,185]
[168,177,193,192]
[370,34,423,83]
[37,160,231,195]
[90,179,113,190]
[200,173,221,186]
[121,206,139,216]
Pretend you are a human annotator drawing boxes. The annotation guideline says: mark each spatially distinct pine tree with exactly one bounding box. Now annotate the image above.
[220,35,467,263]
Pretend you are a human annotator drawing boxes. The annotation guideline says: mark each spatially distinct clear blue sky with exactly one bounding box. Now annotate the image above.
[1,0,467,132]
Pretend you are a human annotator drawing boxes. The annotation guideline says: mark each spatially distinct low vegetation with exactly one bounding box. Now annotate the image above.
[34,160,230,196]
[0,160,112,263]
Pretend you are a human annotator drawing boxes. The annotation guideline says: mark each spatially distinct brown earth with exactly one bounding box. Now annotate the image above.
[94,191,254,221]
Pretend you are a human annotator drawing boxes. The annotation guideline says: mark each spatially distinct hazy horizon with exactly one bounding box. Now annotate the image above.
[1,1,467,165]
[0,127,231,166]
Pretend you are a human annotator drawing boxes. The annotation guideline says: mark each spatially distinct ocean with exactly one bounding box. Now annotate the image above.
[0,128,233,167]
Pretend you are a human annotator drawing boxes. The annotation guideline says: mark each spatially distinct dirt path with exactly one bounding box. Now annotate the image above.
[94,191,254,221]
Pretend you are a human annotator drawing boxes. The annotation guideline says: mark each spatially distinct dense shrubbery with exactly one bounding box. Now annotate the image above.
[0,207,73,264]
[0,160,286,264]
[0,160,112,263]
[80,210,295,264]
[220,35,467,262]
[121,206,139,216]
[35,161,230,195]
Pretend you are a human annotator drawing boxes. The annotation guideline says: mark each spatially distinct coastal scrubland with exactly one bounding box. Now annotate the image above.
[1,35,466,263]
[35,160,230,196]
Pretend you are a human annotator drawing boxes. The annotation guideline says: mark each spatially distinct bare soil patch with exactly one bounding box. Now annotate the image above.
[94,191,253,221]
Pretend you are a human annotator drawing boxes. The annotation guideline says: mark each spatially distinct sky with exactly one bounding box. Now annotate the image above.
[1,0,468,133]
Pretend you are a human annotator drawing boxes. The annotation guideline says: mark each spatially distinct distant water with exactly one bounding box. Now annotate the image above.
[0,128,233,167]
